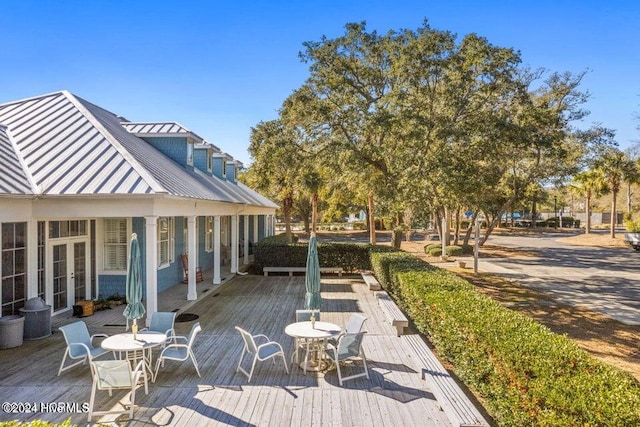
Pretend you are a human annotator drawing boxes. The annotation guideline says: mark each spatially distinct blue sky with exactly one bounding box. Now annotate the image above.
[1,1,638,165]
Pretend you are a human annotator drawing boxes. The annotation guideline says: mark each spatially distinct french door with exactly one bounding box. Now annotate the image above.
[49,239,89,312]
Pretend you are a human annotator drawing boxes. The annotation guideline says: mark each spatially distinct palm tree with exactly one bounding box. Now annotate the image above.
[594,149,638,238]
[301,170,322,234]
[571,170,607,234]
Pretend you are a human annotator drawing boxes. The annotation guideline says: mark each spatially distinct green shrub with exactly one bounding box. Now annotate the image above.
[352,221,366,230]
[428,247,442,257]
[254,238,394,274]
[424,243,441,253]
[375,256,640,426]
[445,245,463,256]
[625,218,640,232]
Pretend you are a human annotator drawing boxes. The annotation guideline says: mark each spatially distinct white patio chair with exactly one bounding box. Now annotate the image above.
[325,331,369,386]
[57,321,109,376]
[88,359,147,422]
[154,322,202,381]
[141,311,176,344]
[235,326,288,383]
[328,313,367,347]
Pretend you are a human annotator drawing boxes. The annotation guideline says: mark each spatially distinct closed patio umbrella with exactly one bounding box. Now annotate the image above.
[123,233,145,338]
[304,233,322,310]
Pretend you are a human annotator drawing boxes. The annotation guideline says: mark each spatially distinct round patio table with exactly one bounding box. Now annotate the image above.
[285,321,341,373]
[101,331,166,382]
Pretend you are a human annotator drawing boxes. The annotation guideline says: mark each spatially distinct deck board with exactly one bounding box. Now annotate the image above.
[0,274,477,426]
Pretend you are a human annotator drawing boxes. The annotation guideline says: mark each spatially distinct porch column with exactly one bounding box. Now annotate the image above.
[253,215,259,244]
[213,215,221,285]
[145,216,158,327]
[27,219,38,299]
[231,214,238,273]
[243,215,249,265]
[187,216,197,301]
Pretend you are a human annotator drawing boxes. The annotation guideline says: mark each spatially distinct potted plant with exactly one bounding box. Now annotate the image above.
[624,217,640,251]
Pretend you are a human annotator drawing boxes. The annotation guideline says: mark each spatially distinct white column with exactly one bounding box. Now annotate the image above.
[243,215,249,265]
[213,215,221,285]
[187,216,197,301]
[145,216,158,327]
[253,215,259,243]
[27,219,38,299]
[231,214,238,273]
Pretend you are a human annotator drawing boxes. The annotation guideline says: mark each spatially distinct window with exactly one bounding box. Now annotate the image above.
[2,222,27,316]
[206,216,214,252]
[187,141,194,166]
[158,217,174,267]
[49,220,87,238]
[222,160,227,178]
[207,151,212,172]
[104,219,127,271]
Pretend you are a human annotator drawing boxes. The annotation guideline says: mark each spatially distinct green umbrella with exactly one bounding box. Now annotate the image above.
[304,233,322,310]
[123,233,145,336]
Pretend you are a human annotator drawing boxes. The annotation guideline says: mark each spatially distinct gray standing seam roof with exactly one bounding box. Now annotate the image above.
[0,125,33,194]
[0,90,278,208]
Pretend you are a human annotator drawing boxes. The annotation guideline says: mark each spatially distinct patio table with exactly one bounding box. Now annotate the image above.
[285,321,341,373]
[101,331,166,382]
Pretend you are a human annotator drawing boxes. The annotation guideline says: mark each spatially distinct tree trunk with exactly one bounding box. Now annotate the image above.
[627,183,633,213]
[531,199,538,228]
[403,208,413,242]
[585,194,591,234]
[463,212,477,246]
[453,207,460,246]
[611,190,617,238]
[444,207,451,246]
[311,193,318,234]
[283,195,293,243]
[368,191,376,245]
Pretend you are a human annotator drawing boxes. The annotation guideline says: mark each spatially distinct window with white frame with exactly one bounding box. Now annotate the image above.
[205,216,214,252]
[103,219,127,271]
[187,141,194,166]
[158,217,174,267]
[1,222,27,316]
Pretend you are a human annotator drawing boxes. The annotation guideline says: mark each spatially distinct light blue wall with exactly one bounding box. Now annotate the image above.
[258,215,265,240]
[225,162,236,183]
[142,137,189,167]
[194,149,210,174]
[212,157,225,179]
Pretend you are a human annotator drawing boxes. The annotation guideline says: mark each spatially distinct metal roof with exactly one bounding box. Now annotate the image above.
[0,91,277,209]
[0,125,34,194]
[122,121,206,143]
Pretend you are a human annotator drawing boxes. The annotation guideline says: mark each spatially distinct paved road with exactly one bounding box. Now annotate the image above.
[471,231,640,325]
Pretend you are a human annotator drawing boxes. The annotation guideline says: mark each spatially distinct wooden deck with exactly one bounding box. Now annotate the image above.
[0,274,468,426]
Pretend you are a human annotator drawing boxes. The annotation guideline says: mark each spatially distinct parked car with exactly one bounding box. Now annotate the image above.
[624,233,640,251]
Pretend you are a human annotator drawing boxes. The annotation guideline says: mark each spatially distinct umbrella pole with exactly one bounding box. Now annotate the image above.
[132,318,138,340]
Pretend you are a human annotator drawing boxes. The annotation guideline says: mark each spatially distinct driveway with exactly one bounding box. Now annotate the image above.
[475,231,640,325]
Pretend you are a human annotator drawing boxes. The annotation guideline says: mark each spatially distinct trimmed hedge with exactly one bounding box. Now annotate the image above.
[254,236,395,273]
[370,252,640,426]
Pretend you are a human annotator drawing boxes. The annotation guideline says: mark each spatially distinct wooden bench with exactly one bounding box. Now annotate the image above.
[361,271,381,291]
[401,334,488,427]
[263,266,343,277]
[373,291,408,336]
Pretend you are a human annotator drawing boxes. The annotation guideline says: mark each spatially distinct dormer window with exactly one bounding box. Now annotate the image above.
[222,160,227,178]
[187,141,194,166]
[207,151,212,172]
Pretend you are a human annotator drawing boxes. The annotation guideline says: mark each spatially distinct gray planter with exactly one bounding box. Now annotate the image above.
[0,315,24,349]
